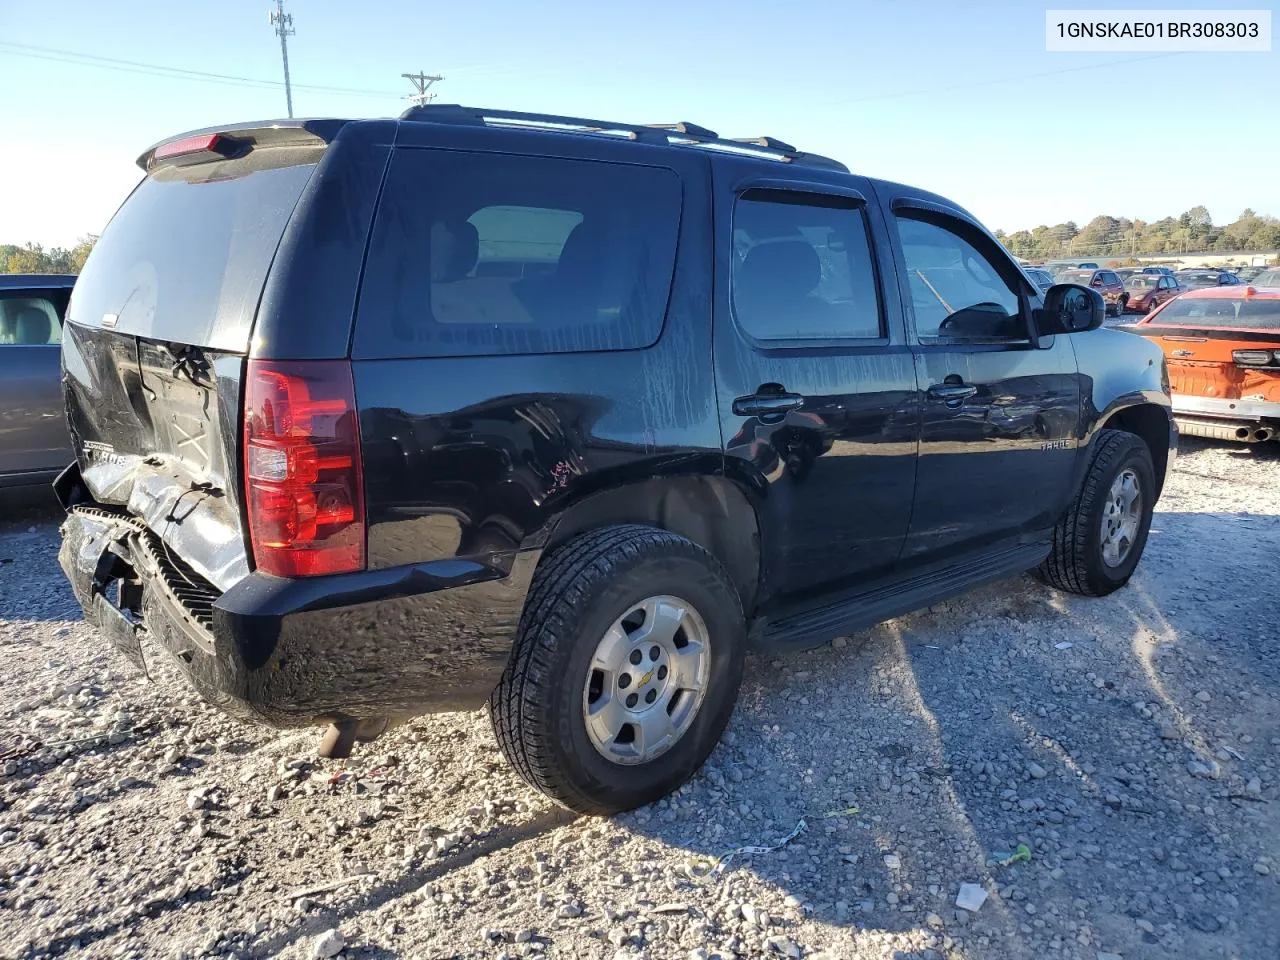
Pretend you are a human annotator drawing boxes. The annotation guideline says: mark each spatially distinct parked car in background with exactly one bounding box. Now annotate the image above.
[1025,267,1055,292]
[1175,270,1241,290]
[53,105,1174,814]
[1123,273,1184,314]
[1249,268,1280,287]
[1057,268,1127,316]
[1,274,75,489]
[1236,266,1269,283]
[1113,267,1143,280]
[1141,266,1175,276]
[1135,286,1279,443]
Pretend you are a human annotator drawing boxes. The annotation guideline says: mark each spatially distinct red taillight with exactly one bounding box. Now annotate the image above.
[244,360,365,578]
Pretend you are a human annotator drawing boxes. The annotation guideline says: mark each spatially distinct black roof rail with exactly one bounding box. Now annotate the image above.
[399,103,849,172]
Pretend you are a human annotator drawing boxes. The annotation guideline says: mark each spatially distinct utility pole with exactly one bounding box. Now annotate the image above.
[269,0,295,118]
[402,71,444,107]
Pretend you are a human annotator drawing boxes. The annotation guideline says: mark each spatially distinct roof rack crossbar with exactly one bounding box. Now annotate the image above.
[646,121,720,139]
[400,104,848,172]
[732,136,798,153]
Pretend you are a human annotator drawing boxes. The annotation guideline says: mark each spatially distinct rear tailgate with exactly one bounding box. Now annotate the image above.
[62,128,331,591]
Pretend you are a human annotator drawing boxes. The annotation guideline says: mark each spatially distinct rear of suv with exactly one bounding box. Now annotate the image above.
[57,106,1175,814]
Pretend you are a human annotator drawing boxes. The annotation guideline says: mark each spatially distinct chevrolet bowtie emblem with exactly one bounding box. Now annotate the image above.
[1172,349,1194,358]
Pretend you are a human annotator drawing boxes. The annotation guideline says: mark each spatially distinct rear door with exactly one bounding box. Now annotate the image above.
[883,194,1080,563]
[0,286,72,483]
[713,167,920,606]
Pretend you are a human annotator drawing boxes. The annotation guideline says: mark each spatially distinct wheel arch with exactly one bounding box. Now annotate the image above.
[1097,403,1171,496]
[542,475,762,614]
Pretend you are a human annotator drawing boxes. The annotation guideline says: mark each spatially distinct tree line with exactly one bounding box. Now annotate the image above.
[996,206,1280,262]
[1,237,98,275]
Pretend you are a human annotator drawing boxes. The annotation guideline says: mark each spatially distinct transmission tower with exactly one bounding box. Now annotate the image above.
[402,71,444,107]
[269,0,295,118]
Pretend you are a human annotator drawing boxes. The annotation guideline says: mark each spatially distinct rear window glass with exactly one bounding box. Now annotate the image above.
[354,149,682,358]
[1059,270,1094,284]
[1152,296,1280,330]
[69,147,320,353]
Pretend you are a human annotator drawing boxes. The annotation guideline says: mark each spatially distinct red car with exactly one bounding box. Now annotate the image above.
[1123,273,1185,314]
[1133,286,1280,443]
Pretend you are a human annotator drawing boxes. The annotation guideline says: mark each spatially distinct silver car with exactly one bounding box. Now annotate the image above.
[0,274,75,488]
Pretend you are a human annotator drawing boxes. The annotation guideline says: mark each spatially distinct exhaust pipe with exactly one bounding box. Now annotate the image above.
[1175,416,1268,443]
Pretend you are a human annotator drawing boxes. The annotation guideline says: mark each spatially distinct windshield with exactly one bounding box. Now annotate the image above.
[1152,296,1280,330]
[1253,270,1280,287]
[69,146,321,352]
[1177,273,1221,287]
[1058,270,1094,284]
[1126,277,1158,289]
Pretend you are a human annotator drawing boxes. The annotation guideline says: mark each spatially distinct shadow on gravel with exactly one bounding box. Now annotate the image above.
[605,508,1279,959]
[248,807,577,958]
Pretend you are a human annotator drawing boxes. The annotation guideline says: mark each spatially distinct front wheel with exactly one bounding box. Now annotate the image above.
[1035,429,1155,596]
[489,524,746,815]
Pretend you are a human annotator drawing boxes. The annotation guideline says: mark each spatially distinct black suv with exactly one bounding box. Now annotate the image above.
[55,106,1176,814]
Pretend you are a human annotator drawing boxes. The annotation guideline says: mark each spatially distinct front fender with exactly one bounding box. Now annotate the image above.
[1067,326,1176,489]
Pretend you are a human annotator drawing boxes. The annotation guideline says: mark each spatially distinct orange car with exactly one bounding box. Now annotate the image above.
[1133,285,1280,443]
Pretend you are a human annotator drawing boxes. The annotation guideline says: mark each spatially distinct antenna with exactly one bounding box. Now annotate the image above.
[268,0,295,118]
[402,71,444,107]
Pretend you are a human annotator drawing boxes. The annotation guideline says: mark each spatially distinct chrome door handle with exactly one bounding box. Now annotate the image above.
[927,383,978,404]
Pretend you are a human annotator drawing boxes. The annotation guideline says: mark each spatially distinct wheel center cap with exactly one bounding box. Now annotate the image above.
[637,668,655,688]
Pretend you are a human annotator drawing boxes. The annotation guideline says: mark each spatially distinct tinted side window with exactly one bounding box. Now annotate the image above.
[0,294,62,345]
[895,215,1024,341]
[731,190,882,341]
[355,149,681,358]
[1101,271,1119,284]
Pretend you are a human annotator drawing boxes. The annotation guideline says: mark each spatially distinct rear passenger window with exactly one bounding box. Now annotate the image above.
[355,149,681,358]
[0,295,63,345]
[731,190,882,341]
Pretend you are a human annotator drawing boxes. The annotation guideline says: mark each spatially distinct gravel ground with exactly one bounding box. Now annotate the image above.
[1,438,1278,960]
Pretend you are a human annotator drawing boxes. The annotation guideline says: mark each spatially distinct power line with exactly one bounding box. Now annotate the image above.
[268,0,296,118]
[0,40,399,99]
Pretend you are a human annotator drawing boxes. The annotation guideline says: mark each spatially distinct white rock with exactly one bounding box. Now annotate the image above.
[312,928,344,958]
[955,883,988,912]
[883,853,901,869]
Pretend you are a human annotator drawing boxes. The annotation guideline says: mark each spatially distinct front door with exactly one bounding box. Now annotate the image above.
[882,196,1080,564]
[713,169,921,607]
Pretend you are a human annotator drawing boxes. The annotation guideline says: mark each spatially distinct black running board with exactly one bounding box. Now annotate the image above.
[752,541,1050,653]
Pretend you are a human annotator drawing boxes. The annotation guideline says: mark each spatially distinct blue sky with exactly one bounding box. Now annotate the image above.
[1,0,1276,248]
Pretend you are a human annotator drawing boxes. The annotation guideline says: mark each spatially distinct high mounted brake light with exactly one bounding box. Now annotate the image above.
[244,360,365,578]
[148,133,240,169]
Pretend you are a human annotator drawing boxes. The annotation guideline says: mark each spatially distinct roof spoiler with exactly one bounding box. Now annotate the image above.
[137,118,348,171]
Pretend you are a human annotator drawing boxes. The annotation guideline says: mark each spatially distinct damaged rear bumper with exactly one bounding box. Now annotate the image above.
[58,504,537,727]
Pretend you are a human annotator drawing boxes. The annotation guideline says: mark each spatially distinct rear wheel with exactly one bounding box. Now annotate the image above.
[1036,429,1155,596]
[489,524,745,815]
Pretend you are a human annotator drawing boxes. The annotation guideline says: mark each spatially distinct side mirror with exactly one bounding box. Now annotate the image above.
[1036,283,1105,337]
